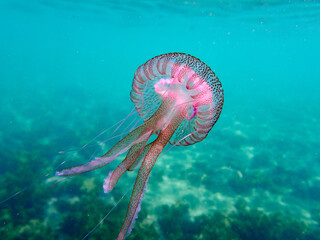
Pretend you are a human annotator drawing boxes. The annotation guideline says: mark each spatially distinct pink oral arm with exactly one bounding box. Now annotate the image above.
[116,114,184,240]
[128,142,152,171]
[103,132,151,193]
[55,124,152,177]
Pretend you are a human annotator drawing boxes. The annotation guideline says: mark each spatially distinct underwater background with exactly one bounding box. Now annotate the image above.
[1,0,320,239]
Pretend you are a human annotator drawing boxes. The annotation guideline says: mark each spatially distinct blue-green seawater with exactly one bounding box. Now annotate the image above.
[0,1,320,239]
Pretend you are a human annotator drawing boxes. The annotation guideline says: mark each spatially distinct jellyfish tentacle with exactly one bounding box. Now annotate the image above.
[117,111,185,240]
[56,123,153,177]
[103,132,151,193]
[53,53,223,240]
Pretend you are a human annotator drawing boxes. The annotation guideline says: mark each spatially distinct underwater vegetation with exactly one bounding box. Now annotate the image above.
[1,89,320,239]
[157,199,320,240]
[2,165,320,240]
[0,159,159,240]
[1,82,320,240]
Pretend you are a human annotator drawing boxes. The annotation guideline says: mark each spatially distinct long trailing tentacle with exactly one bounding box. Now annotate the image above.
[103,131,152,193]
[116,112,184,240]
[56,123,152,177]
[55,101,169,177]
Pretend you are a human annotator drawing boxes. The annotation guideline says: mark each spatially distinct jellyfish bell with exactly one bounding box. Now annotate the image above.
[55,53,224,240]
[131,53,223,146]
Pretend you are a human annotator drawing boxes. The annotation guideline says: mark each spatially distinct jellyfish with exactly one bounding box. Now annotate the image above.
[56,53,224,239]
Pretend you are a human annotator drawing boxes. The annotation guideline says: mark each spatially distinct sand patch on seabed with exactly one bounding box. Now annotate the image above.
[139,150,319,227]
[144,177,318,226]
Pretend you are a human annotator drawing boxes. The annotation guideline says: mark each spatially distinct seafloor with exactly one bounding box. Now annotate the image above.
[0,83,319,240]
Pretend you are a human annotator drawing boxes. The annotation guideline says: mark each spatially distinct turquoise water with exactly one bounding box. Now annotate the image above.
[1,0,320,239]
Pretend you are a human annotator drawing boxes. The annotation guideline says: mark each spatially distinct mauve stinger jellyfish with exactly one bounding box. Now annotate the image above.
[56,53,224,239]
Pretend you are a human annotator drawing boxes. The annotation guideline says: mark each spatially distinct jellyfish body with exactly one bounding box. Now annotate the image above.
[56,53,224,239]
